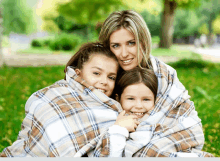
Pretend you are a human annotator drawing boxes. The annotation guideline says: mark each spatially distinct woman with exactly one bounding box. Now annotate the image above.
[99,10,213,157]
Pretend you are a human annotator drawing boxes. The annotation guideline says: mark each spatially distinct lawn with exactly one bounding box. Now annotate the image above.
[0,59,219,157]
[151,44,200,58]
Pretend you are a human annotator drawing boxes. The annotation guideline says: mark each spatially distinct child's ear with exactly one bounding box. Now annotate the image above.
[75,68,81,76]
[115,94,120,102]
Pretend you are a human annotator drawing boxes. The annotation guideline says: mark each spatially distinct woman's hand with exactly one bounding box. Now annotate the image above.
[114,111,140,132]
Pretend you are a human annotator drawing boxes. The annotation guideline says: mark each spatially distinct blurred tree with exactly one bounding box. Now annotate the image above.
[0,0,3,67]
[197,0,220,45]
[198,23,209,35]
[174,9,200,38]
[159,0,204,48]
[56,0,123,39]
[141,10,161,37]
[212,15,220,34]
[2,0,37,35]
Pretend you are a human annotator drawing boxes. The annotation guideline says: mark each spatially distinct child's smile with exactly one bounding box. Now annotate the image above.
[120,83,155,119]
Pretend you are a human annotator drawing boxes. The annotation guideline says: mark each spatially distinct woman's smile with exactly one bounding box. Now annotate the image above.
[110,28,142,71]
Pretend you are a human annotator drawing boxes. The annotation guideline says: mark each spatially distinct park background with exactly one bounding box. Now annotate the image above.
[0,0,219,157]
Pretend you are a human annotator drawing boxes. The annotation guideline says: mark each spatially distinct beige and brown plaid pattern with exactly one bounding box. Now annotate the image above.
[1,57,214,157]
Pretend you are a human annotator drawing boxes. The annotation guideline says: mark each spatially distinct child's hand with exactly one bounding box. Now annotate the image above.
[114,110,140,132]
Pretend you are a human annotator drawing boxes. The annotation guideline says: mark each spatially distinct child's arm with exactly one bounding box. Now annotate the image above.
[108,111,140,157]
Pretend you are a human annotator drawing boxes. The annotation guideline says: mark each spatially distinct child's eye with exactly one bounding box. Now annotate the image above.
[108,76,116,81]
[127,98,134,100]
[93,72,100,75]
[143,98,150,101]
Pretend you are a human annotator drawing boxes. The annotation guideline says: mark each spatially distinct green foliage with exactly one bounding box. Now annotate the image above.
[41,20,61,33]
[17,47,73,55]
[2,36,9,48]
[194,0,220,35]
[0,61,219,156]
[31,39,42,48]
[141,11,161,37]
[43,39,51,47]
[174,9,200,38]
[198,23,209,35]
[174,0,202,9]
[2,0,37,35]
[151,36,160,44]
[48,33,83,51]
[212,14,220,34]
[56,0,123,25]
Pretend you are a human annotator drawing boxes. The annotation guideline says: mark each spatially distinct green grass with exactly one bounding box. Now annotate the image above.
[0,59,219,157]
[151,45,199,58]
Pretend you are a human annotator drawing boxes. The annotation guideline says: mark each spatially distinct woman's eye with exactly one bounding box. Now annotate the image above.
[128,41,135,46]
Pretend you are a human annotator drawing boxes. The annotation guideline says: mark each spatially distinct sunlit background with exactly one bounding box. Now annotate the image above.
[0,0,219,157]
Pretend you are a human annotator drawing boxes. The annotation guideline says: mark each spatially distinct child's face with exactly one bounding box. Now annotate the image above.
[120,82,155,118]
[76,54,118,97]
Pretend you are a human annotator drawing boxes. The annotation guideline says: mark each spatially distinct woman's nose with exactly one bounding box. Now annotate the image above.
[121,46,128,58]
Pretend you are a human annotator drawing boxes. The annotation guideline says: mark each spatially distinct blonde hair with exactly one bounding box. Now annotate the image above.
[99,10,152,68]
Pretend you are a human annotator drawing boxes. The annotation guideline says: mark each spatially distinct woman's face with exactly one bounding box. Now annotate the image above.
[109,28,142,71]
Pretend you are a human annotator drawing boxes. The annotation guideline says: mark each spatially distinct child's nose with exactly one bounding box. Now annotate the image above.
[100,76,107,85]
[135,100,143,109]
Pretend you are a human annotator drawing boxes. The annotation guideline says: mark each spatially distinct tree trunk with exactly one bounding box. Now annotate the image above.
[207,15,213,46]
[207,4,215,46]
[0,1,4,67]
[159,0,177,49]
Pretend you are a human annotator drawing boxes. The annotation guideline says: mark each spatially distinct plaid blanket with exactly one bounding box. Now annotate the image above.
[1,56,213,157]
[1,66,122,157]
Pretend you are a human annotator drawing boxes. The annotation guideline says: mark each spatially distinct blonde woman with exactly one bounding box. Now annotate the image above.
[99,10,213,157]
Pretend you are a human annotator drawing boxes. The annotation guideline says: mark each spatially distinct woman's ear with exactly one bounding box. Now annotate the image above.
[75,68,81,76]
